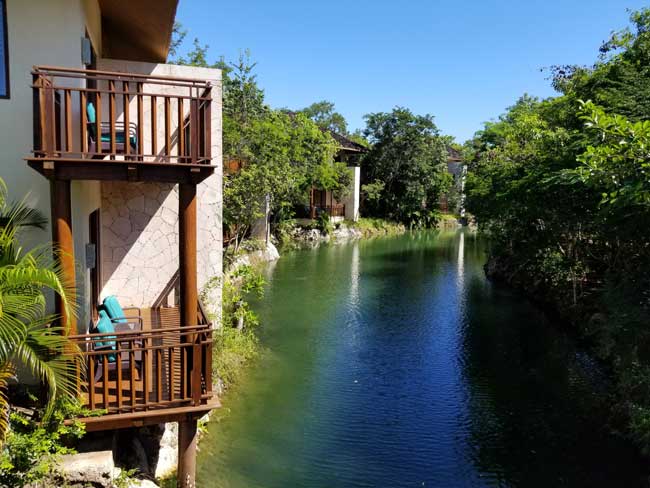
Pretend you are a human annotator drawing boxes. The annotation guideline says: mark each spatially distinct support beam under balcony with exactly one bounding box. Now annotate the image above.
[50,179,76,335]
[27,159,214,185]
[178,182,199,488]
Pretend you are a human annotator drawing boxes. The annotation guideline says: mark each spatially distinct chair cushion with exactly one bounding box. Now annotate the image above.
[95,310,116,363]
[102,295,127,324]
[86,102,96,124]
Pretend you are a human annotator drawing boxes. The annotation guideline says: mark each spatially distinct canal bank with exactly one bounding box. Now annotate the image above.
[196,230,649,487]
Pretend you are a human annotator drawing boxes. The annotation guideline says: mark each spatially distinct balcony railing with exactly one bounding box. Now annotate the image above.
[321,204,346,218]
[31,66,212,165]
[69,323,213,421]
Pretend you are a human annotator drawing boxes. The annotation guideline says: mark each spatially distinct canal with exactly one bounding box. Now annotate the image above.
[197,230,648,487]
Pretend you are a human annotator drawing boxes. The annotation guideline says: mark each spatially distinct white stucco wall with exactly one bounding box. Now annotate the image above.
[96,59,223,321]
[342,166,361,222]
[0,4,223,330]
[0,0,102,332]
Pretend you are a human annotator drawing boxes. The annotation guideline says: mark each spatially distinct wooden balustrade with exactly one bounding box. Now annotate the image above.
[69,324,213,416]
[31,66,212,165]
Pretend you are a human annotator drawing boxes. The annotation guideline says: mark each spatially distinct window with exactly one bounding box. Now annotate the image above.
[0,0,8,98]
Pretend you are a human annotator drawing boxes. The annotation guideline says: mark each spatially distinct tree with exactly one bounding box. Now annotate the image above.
[0,181,80,440]
[464,7,650,453]
[300,100,348,134]
[361,107,451,227]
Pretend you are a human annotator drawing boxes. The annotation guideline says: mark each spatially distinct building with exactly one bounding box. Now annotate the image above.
[299,131,365,224]
[1,1,222,485]
[439,146,466,216]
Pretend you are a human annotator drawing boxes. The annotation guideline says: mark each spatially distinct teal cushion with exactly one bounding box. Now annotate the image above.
[86,102,96,124]
[102,295,127,324]
[95,310,116,363]
[100,132,137,147]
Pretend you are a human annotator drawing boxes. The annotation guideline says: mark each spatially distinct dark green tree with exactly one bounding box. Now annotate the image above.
[361,107,451,227]
[300,100,348,134]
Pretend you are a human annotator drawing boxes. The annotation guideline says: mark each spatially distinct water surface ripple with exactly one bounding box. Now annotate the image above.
[197,231,648,487]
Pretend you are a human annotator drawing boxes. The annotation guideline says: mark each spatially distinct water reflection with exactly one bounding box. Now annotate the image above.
[198,231,648,488]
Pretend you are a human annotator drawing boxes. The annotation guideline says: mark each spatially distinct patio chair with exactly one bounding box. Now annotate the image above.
[92,296,144,383]
[86,102,138,155]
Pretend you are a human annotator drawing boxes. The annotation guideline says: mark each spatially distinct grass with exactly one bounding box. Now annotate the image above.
[349,218,407,237]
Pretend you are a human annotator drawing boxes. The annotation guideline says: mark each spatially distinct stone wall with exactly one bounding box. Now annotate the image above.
[100,177,221,315]
[96,59,223,319]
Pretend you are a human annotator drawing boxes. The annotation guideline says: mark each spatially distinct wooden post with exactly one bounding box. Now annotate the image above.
[178,419,198,488]
[50,179,76,335]
[178,182,198,487]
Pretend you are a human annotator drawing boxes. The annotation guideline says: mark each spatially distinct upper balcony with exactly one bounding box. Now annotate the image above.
[27,66,216,184]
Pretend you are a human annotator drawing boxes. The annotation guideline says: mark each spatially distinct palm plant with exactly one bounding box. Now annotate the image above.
[0,179,79,440]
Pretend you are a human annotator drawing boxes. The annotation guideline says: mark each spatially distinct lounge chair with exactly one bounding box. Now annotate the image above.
[86,102,138,155]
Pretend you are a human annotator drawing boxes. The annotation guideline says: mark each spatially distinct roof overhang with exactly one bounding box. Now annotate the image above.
[99,0,179,63]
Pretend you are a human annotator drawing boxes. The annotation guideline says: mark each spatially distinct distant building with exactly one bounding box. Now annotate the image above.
[302,131,366,224]
[439,147,467,217]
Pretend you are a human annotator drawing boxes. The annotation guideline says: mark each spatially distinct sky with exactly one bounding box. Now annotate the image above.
[175,0,649,142]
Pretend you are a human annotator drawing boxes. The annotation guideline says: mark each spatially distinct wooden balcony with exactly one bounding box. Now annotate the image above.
[27,66,215,184]
[319,204,346,218]
[69,307,216,431]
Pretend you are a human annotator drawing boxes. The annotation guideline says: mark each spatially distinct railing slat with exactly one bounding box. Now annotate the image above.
[137,82,144,157]
[109,80,116,155]
[190,98,199,165]
[64,90,72,152]
[123,81,130,156]
[169,346,175,402]
[156,348,163,404]
[130,344,136,409]
[80,90,88,154]
[143,337,149,410]
[88,356,95,410]
[177,98,185,162]
[165,97,171,156]
[95,90,102,156]
[151,95,157,156]
[102,355,109,410]
[115,341,122,410]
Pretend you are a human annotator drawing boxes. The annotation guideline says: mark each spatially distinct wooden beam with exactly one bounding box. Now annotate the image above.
[178,182,198,487]
[178,419,198,488]
[50,179,76,335]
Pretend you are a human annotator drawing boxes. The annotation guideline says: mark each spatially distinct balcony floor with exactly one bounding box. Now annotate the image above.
[27,157,215,184]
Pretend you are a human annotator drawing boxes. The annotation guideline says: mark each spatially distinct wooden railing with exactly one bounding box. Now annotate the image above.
[31,66,212,165]
[69,324,213,415]
[315,204,345,217]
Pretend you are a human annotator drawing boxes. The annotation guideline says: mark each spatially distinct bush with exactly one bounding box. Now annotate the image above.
[0,399,89,487]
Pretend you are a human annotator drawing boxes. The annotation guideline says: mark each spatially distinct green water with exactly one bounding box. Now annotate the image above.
[197,230,648,487]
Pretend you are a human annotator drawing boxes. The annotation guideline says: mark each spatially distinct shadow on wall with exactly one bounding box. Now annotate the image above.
[100,181,180,309]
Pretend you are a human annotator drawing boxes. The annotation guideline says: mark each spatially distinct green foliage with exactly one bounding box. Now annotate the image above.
[0,399,88,487]
[210,265,266,389]
[361,107,452,227]
[465,7,650,452]
[0,179,80,436]
[350,218,406,237]
[570,101,650,211]
[299,100,348,134]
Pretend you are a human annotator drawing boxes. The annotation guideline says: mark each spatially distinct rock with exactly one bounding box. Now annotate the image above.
[155,422,178,480]
[59,450,120,487]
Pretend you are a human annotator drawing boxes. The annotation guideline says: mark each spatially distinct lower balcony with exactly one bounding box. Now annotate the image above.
[69,306,216,431]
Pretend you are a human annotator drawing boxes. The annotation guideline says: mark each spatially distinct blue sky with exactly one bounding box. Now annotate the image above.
[175,0,648,142]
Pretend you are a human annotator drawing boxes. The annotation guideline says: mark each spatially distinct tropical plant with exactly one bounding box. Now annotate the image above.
[464,7,650,453]
[361,107,452,226]
[0,180,80,440]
